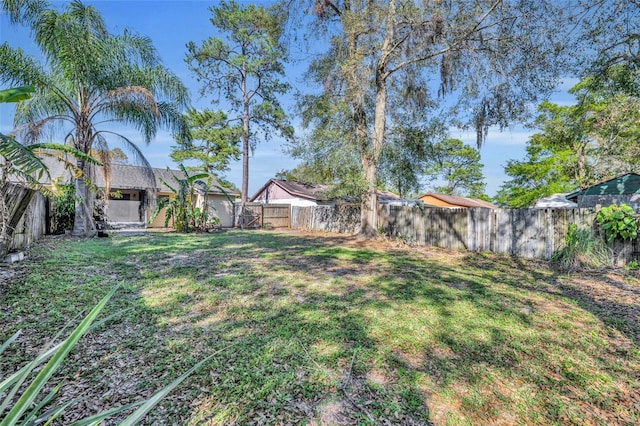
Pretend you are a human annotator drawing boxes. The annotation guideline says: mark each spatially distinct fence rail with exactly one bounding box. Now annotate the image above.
[291,204,640,264]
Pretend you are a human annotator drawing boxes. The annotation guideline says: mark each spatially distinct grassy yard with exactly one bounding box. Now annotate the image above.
[1,230,639,425]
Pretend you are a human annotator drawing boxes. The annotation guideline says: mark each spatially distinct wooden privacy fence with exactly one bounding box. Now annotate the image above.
[238,203,291,229]
[291,204,640,263]
[291,205,360,234]
[380,205,604,259]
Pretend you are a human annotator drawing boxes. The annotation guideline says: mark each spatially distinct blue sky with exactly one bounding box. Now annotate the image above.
[0,0,577,198]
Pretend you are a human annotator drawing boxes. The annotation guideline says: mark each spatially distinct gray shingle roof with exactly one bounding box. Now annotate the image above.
[250,178,331,202]
[36,157,239,196]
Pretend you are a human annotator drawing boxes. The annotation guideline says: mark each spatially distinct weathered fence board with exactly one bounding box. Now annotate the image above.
[10,192,46,251]
[2,183,46,252]
[291,204,639,264]
[262,204,290,228]
[291,205,360,234]
[237,203,291,229]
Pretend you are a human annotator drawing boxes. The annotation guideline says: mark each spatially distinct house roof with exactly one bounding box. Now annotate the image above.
[37,157,240,196]
[566,173,640,200]
[376,190,402,203]
[419,192,498,208]
[250,178,331,202]
[534,193,578,208]
[251,179,409,204]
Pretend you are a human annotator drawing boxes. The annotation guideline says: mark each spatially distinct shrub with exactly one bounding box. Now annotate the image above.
[595,203,638,242]
[50,183,75,234]
[552,224,611,271]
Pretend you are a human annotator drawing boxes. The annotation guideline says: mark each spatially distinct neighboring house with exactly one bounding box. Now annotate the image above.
[377,190,414,206]
[418,192,497,209]
[41,159,239,228]
[534,193,578,208]
[250,178,334,206]
[250,178,412,207]
[566,173,640,209]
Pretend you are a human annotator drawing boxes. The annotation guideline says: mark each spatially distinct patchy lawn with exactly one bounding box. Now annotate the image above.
[1,230,639,425]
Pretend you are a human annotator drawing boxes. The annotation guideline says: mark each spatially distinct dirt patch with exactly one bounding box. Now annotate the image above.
[554,271,640,345]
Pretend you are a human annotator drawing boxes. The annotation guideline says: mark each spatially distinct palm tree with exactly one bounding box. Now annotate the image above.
[0,0,190,236]
[0,85,98,254]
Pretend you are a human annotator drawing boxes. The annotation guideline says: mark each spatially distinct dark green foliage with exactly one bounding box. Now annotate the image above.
[423,138,487,198]
[596,204,639,242]
[170,108,241,176]
[496,67,640,208]
[50,183,75,234]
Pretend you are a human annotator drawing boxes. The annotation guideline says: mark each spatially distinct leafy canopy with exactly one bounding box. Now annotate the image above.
[186,0,292,201]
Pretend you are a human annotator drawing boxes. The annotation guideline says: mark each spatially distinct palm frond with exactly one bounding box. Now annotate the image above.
[0,133,49,180]
[94,130,156,188]
[0,0,49,26]
[0,43,47,88]
[29,143,101,165]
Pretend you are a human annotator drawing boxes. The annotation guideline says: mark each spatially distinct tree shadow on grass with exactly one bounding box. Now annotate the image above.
[462,253,640,348]
[13,230,638,424]
[124,230,560,424]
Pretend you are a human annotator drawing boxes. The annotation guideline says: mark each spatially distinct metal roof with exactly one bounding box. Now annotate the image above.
[566,173,640,200]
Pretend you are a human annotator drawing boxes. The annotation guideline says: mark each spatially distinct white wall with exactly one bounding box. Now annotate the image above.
[202,194,235,227]
[254,197,317,207]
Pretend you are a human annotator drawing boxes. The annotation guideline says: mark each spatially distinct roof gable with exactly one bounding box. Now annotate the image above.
[250,179,330,202]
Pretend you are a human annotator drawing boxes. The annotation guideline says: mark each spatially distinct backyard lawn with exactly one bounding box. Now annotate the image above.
[1,230,639,425]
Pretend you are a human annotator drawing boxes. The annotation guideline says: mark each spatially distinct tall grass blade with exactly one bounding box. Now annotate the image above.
[21,385,60,424]
[39,398,76,426]
[69,401,143,426]
[0,285,119,426]
[0,309,129,395]
[0,330,21,355]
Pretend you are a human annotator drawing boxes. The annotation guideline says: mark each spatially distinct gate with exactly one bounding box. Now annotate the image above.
[238,203,290,229]
[263,204,290,228]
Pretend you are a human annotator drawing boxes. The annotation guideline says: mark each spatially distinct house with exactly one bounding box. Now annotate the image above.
[41,159,239,228]
[534,193,578,208]
[418,192,497,209]
[376,189,412,205]
[249,178,334,206]
[250,178,413,207]
[566,173,640,209]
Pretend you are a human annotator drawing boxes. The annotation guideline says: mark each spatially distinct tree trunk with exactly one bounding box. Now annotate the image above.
[71,160,97,237]
[360,158,379,236]
[360,0,395,236]
[235,61,251,228]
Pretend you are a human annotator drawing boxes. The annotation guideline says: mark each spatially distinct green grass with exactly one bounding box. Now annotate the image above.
[1,230,639,425]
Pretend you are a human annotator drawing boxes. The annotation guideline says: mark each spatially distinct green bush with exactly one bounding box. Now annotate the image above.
[51,183,75,234]
[552,224,611,271]
[595,203,638,242]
